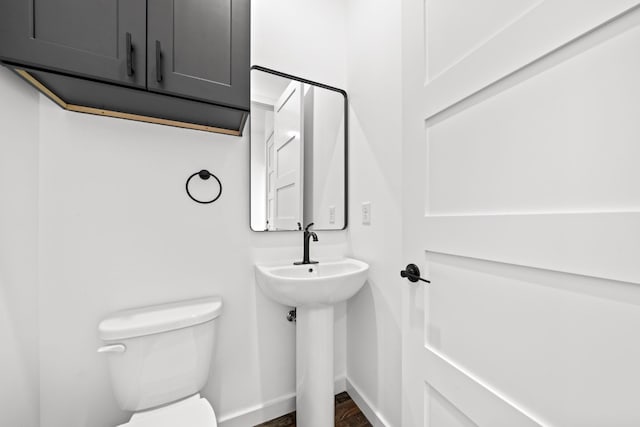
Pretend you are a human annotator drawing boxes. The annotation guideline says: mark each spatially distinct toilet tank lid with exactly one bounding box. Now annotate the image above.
[99,296,222,341]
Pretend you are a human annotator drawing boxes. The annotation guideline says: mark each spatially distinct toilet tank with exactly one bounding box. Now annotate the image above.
[98,296,222,412]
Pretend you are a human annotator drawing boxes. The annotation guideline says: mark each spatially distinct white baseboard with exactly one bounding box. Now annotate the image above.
[218,376,347,427]
[217,392,296,427]
[346,378,393,427]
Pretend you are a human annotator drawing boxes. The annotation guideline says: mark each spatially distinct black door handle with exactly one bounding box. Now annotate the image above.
[400,264,430,283]
[126,32,135,76]
[155,40,163,82]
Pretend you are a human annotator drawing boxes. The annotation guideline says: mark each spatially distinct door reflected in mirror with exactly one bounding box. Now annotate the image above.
[250,67,347,231]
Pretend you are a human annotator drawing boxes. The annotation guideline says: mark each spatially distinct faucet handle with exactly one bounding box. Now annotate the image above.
[304,222,314,231]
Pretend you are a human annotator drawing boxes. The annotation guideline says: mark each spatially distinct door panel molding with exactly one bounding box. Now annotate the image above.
[425,2,640,128]
[423,345,544,427]
[421,6,640,286]
[423,212,640,285]
[423,0,640,120]
[425,0,543,82]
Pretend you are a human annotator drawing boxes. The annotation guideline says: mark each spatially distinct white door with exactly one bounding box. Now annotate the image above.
[401,1,640,426]
[273,81,304,230]
[265,129,275,230]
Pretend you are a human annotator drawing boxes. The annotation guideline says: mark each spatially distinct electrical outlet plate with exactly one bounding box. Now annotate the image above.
[362,202,371,225]
[329,206,336,224]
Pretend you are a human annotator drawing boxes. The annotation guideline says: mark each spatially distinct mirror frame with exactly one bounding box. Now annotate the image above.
[249,65,349,232]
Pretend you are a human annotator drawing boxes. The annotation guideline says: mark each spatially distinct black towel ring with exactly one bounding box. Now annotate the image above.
[185,169,222,204]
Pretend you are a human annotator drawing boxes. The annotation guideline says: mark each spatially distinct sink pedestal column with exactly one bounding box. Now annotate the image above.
[296,304,334,427]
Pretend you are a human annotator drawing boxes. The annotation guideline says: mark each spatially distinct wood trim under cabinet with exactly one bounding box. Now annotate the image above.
[15,68,69,108]
[14,69,242,136]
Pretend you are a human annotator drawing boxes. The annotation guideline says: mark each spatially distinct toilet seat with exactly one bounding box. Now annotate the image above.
[118,394,217,427]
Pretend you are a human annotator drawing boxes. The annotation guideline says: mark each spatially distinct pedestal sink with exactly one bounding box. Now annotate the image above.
[255,258,369,427]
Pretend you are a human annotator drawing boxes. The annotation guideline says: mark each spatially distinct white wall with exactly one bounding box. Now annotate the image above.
[252,0,347,89]
[0,1,349,426]
[310,88,346,230]
[345,0,404,425]
[0,67,40,427]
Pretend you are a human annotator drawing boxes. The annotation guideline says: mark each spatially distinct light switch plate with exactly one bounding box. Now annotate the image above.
[329,206,336,224]
[362,202,371,225]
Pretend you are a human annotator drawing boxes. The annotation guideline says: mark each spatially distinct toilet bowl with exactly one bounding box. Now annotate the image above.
[117,394,216,427]
[98,296,222,427]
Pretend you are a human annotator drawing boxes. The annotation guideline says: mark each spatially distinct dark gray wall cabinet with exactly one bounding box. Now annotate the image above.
[0,0,250,135]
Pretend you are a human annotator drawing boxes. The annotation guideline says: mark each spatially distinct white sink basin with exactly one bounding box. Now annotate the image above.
[255,257,369,427]
[255,258,369,307]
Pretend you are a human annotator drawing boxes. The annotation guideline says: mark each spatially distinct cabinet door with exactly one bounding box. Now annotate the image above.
[147,0,250,111]
[0,0,147,88]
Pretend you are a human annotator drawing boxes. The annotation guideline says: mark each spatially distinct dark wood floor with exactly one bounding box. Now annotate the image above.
[255,392,372,427]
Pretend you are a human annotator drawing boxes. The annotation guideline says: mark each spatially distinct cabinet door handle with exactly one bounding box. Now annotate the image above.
[155,40,163,83]
[126,32,135,76]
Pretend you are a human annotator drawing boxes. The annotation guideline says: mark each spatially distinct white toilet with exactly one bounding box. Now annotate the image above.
[97,296,223,427]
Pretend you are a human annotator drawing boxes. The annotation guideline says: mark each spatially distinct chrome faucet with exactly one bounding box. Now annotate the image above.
[294,223,318,265]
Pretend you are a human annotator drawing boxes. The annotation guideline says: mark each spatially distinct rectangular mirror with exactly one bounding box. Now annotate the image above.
[250,66,347,231]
